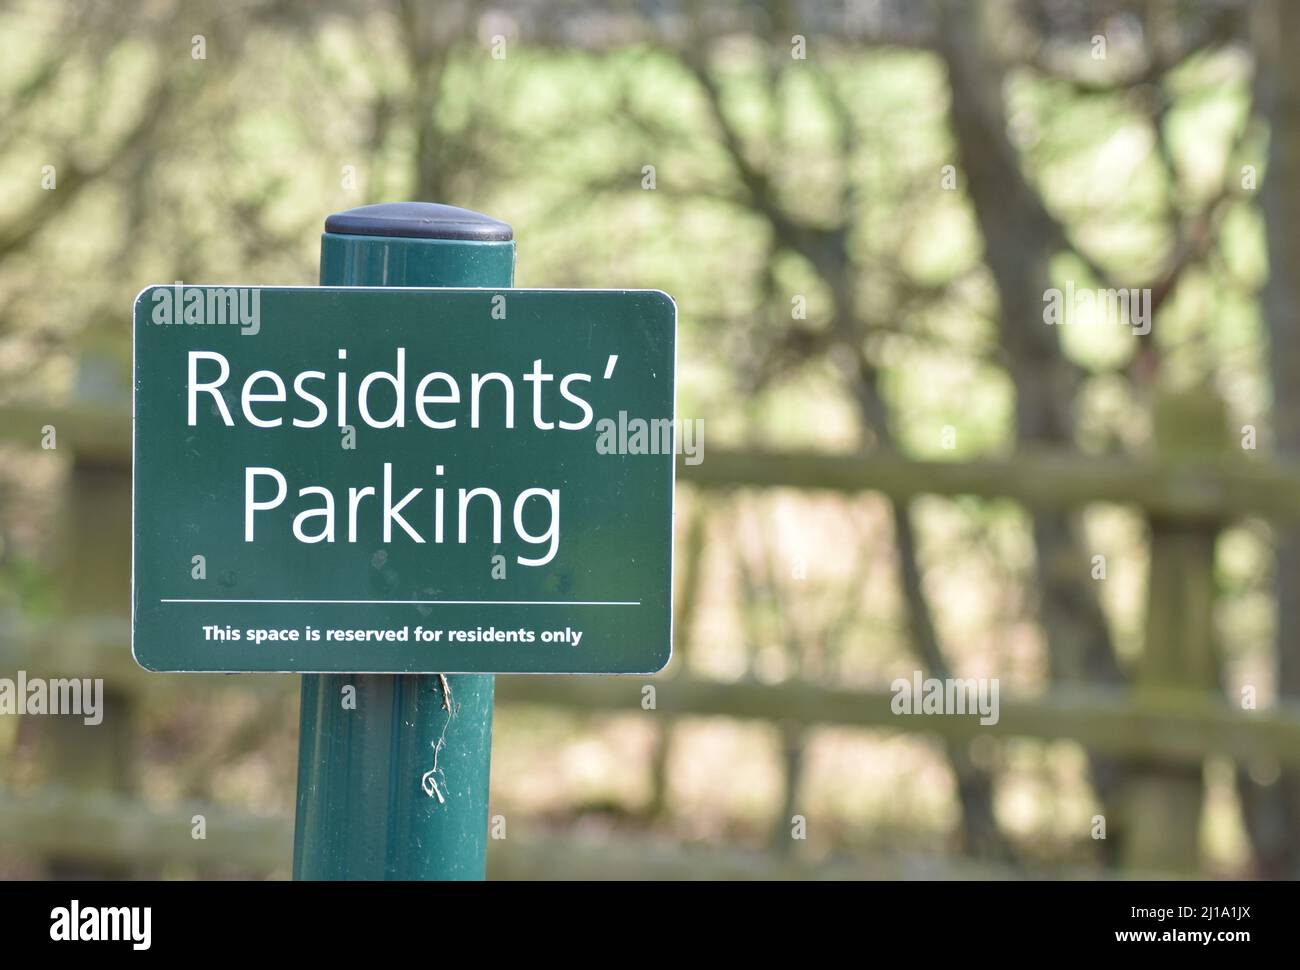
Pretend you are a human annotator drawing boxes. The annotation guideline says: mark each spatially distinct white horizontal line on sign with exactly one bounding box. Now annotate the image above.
[160,598,641,606]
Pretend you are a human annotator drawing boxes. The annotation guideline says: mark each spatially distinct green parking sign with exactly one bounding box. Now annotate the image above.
[132,285,676,673]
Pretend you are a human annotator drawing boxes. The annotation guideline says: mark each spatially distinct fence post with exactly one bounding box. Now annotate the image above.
[44,357,134,877]
[1122,386,1225,873]
[292,203,514,880]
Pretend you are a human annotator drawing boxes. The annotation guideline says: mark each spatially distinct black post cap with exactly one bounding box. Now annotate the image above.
[324,202,513,241]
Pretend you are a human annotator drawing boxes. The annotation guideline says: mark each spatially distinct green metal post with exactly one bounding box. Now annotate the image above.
[293,202,514,879]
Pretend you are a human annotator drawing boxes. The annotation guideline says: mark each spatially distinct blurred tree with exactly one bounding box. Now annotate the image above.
[0,0,1284,876]
[1247,0,1300,879]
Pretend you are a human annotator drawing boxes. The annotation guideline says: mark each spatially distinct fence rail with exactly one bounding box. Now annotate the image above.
[687,448,1300,521]
[2,784,1096,880]
[5,403,1300,519]
[5,618,1300,767]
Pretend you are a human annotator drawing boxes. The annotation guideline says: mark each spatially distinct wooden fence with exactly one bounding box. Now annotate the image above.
[2,394,1298,878]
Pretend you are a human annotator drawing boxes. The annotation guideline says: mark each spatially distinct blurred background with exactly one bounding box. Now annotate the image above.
[2,0,1299,879]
